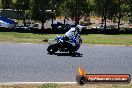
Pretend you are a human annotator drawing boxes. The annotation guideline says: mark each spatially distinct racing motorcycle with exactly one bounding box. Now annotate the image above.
[47,35,82,54]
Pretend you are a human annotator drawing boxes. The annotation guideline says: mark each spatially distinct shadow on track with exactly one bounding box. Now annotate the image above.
[48,52,83,57]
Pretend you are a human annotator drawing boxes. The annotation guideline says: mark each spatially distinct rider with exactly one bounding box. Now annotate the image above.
[62,24,83,47]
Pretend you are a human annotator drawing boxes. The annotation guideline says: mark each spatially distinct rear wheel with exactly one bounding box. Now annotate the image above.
[69,45,77,54]
[69,49,76,54]
[47,44,58,54]
[76,75,86,85]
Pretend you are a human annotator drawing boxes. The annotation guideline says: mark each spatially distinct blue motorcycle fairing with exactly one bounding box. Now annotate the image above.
[71,37,77,45]
[57,36,63,40]
[57,36,77,45]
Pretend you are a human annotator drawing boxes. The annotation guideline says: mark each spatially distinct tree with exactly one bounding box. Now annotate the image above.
[95,0,131,29]
[15,0,30,10]
[111,0,130,29]
[0,0,2,8]
[126,0,132,18]
[107,0,118,21]
[15,0,30,25]
[95,0,107,29]
[31,0,51,29]
[64,0,89,24]
[49,0,64,25]
[1,0,14,9]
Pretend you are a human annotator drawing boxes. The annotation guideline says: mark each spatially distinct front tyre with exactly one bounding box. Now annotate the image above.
[47,44,58,54]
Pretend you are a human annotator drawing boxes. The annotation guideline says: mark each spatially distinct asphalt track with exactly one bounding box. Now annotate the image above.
[0,43,132,82]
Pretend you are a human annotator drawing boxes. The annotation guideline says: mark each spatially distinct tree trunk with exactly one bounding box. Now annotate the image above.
[101,10,104,24]
[52,18,54,25]
[23,10,26,26]
[104,10,107,30]
[101,18,104,24]
[104,2,108,30]
[41,20,45,29]
[23,18,26,26]
[118,0,121,30]
[75,0,79,25]
[118,14,121,30]
[51,10,54,26]
[75,16,80,25]
[104,16,107,30]
[64,16,66,25]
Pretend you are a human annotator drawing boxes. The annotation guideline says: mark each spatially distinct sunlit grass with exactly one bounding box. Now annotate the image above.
[0,32,132,45]
[82,34,132,45]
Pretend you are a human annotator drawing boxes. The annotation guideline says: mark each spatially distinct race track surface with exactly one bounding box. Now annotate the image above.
[0,43,132,82]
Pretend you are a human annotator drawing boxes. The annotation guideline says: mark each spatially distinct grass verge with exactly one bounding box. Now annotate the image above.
[82,34,132,45]
[0,32,132,45]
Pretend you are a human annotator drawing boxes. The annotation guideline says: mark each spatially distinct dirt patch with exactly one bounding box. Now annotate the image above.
[0,84,41,88]
[59,84,132,88]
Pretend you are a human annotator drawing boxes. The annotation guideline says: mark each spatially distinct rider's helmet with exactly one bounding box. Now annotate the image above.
[76,25,83,34]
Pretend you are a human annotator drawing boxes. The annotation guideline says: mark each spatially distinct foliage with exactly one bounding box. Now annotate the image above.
[94,0,132,29]
[15,0,30,10]
[1,0,14,9]
[64,0,89,24]
[0,0,132,28]
[31,0,51,28]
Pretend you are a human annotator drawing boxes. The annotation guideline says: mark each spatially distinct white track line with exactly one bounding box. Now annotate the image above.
[0,81,131,85]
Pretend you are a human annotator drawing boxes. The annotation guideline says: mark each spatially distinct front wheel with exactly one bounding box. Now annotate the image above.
[47,44,58,54]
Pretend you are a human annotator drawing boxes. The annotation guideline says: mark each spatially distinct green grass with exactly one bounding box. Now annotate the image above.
[41,84,58,88]
[59,84,132,88]
[0,32,132,45]
[0,32,60,43]
[82,34,132,45]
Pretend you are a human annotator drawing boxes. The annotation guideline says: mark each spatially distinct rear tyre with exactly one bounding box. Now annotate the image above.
[69,46,76,54]
[76,75,86,85]
[47,44,58,54]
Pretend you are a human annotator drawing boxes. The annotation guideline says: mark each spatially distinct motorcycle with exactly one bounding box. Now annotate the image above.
[47,35,82,54]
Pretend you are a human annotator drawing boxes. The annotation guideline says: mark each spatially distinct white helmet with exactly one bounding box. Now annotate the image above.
[76,25,83,33]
